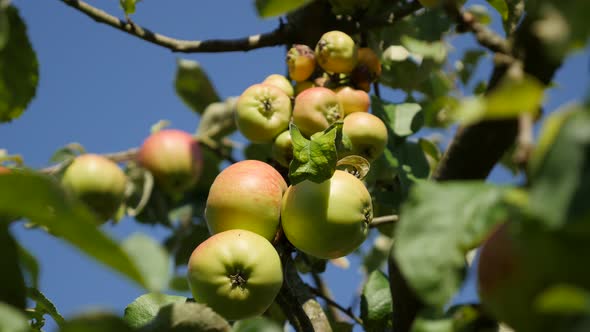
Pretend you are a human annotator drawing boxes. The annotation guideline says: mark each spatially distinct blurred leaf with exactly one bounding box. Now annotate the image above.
[196,98,238,140]
[457,50,486,86]
[0,173,148,289]
[289,123,340,185]
[0,5,39,123]
[150,120,171,134]
[232,317,283,332]
[168,224,210,267]
[466,5,491,25]
[418,138,441,174]
[27,287,65,327]
[18,244,39,289]
[169,275,190,292]
[60,312,134,332]
[410,313,453,332]
[140,302,230,332]
[119,0,141,15]
[394,182,507,307]
[372,97,423,138]
[255,0,312,18]
[0,302,29,332]
[0,6,8,50]
[50,143,85,163]
[244,143,273,162]
[122,233,171,292]
[124,293,187,328]
[0,225,26,309]
[402,36,447,63]
[294,252,327,274]
[486,0,508,20]
[361,270,393,331]
[363,234,392,274]
[175,59,220,114]
[535,284,590,315]
[383,141,430,197]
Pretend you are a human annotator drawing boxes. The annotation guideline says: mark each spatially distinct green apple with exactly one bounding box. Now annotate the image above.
[292,87,343,137]
[187,229,283,321]
[271,131,293,168]
[281,170,372,259]
[343,112,388,161]
[315,30,358,74]
[262,74,294,98]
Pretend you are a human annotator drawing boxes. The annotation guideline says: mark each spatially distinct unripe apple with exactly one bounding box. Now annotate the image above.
[342,112,388,161]
[205,160,287,241]
[293,87,343,137]
[235,84,292,143]
[287,45,316,82]
[187,229,283,321]
[334,86,370,116]
[351,48,382,92]
[62,154,127,222]
[271,130,293,167]
[137,129,203,193]
[315,31,358,74]
[294,81,315,96]
[262,74,294,98]
[281,170,372,259]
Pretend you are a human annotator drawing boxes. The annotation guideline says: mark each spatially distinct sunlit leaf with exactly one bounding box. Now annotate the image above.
[122,233,171,292]
[361,270,393,331]
[289,123,340,185]
[372,97,423,138]
[175,59,220,114]
[0,302,29,332]
[124,293,187,328]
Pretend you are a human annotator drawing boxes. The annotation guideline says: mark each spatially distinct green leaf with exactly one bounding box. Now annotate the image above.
[244,143,273,162]
[383,142,430,197]
[167,224,210,267]
[140,302,230,332]
[372,97,423,138]
[18,244,40,289]
[360,270,393,331]
[196,98,238,140]
[535,284,590,315]
[27,287,65,327]
[456,50,486,85]
[0,225,26,310]
[394,182,507,307]
[124,293,187,328]
[175,59,220,114]
[0,302,29,332]
[60,312,134,332]
[0,5,39,122]
[0,172,148,289]
[122,233,171,292]
[362,234,393,274]
[401,36,447,63]
[50,143,85,163]
[289,123,339,185]
[120,0,141,15]
[486,0,508,20]
[232,317,283,332]
[255,0,312,18]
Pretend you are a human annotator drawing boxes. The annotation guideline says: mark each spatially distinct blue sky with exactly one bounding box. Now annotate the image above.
[3,0,588,331]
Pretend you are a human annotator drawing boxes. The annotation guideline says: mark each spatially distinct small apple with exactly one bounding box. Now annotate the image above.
[294,81,315,96]
[137,129,203,193]
[287,45,316,82]
[262,74,294,98]
[333,86,370,116]
[315,31,358,74]
[351,47,382,92]
[205,160,287,241]
[271,130,293,167]
[187,229,283,321]
[292,87,343,137]
[235,84,292,143]
[281,170,372,259]
[62,154,127,222]
[342,112,388,161]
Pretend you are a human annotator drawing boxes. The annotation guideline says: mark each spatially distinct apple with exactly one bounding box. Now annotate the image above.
[294,81,315,96]
[262,74,294,98]
[287,44,316,82]
[271,130,293,167]
[342,112,388,161]
[0,166,10,174]
[62,154,127,222]
[315,30,358,74]
[333,86,370,116]
[137,129,203,193]
[235,84,292,143]
[187,229,283,321]
[205,160,287,241]
[351,48,382,92]
[292,87,343,137]
[281,170,372,259]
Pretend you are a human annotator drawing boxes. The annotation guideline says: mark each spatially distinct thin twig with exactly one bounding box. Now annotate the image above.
[369,214,399,228]
[59,0,288,53]
[310,271,341,322]
[308,285,363,325]
[513,112,534,169]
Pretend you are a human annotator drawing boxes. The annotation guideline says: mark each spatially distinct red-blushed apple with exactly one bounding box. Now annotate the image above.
[62,154,127,222]
[235,84,292,143]
[187,229,283,321]
[315,30,358,74]
[137,129,203,193]
[281,170,372,259]
[287,44,316,82]
[292,87,343,137]
[334,86,370,116]
[0,166,10,174]
[271,130,293,167]
[262,74,294,98]
[343,112,388,161]
[351,47,382,92]
[205,160,287,241]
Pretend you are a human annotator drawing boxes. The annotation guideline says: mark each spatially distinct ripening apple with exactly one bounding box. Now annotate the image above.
[187,229,283,321]
[271,131,293,168]
[205,160,287,241]
[262,74,295,98]
[334,86,370,116]
[281,170,373,259]
[342,112,388,161]
[137,129,203,193]
[287,44,316,82]
[0,166,10,174]
[294,81,315,96]
[62,154,127,222]
[351,47,382,92]
[315,31,358,74]
[292,87,343,137]
[235,84,292,143]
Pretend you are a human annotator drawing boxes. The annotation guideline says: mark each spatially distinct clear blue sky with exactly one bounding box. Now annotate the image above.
[3,1,588,331]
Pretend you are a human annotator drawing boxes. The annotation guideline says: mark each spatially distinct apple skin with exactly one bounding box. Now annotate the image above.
[294,81,315,96]
[271,131,293,168]
[287,44,316,82]
[351,48,382,92]
[138,129,203,193]
[235,83,292,143]
[187,229,283,321]
[0,166,10,174]
[315,31,358,74]
[281,170,372,259]
[62,154,127,222]
[262,74,295,98]
[292,87,343,137]
[342,112,388,161]
[334,86,370,116]
[205,160,287,241]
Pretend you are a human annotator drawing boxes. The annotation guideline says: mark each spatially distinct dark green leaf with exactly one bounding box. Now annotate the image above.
[140,302,230,332]
[244,143,273,162]
[0,173,148,289]
[18,244,40,289]
[60,312,134,332]
[486,0,508,20]
[169,224,210,267]
[232,317,283,332]
[289,123,339,185]
[360,270,393,331]
[255,0,312,18]
[169,275,190,292]
[27,287,65,326]
[175,59,220,114]
[394,182,507,307]
[0,5,39,122]
[535,284,590,315]
[383,142,430,197]
[50,143,85,163]
[362,234,393,274]
[0,302,29,332]
[457,50,486,85]
[372,97,423,138]
[0,225,25,309]
[122,233,171,292]
[124,293,187,328]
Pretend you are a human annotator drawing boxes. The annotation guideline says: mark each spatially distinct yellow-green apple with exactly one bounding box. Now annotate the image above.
[292,87,343,137]
[315,30,358,74]
[342,112,388,161]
